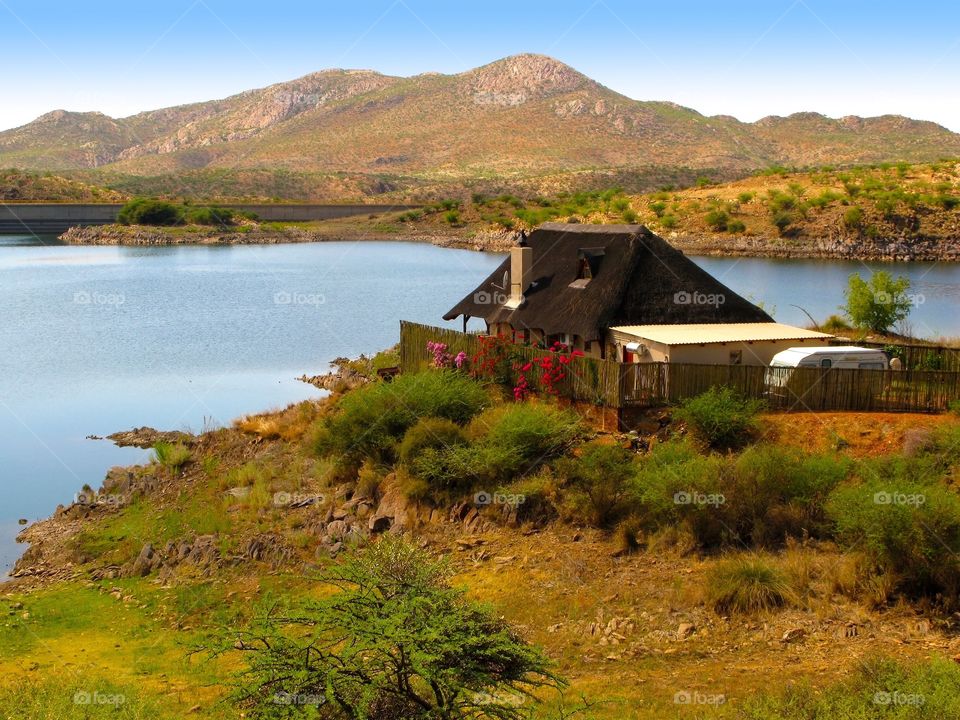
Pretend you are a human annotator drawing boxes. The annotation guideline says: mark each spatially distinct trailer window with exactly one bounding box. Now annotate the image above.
[820,359,832,368]
[859,362,885,370]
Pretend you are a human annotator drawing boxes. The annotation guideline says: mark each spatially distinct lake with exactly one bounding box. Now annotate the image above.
[1,236,958,572]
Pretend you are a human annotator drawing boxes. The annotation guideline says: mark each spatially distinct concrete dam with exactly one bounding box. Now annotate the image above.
[0,203,418,235]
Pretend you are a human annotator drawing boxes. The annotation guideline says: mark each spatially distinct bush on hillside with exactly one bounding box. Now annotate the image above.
[706,555,795,615]
[313,371,488,467]
[632,441,849,549]
[556,442,638,527]
[674,386,764,451]
[827,476,960,605]
[726,445,850,547]
[741,656,960,719]
[226,536,560,719]
[398,417,470,467]
[469,404,582,472]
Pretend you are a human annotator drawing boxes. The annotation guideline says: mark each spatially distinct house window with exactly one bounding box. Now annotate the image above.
[513,328,527,344]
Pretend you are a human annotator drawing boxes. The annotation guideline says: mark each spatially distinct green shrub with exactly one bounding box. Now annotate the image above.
[704,209,728,231]
[314,371,488,466]
[444,210,460,225]
[621,209,638,223]
[726,219,746,233]
[632,439,729,546]
[649,200,667,217]
[843,206,864,229]
[152,441,191,473]
[399,418,475,497]
[556,442,638,527]
[225,536,560,719]
[675,386,764,451]
[771,210,793,234]
[726,445,850,546]
[660,214,677,229]
[184,205,235,226]
[399,417,470,467]
[827,476,960,603]
[471,404,582,471]
[405,444,484,498]
[742,656,960,719]
[632,442,848,549]
[117,197,182,226]
[706,555,794,614]
[737,191,755,204]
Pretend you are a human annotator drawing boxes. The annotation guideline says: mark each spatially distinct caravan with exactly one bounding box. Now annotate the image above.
[769,346,889,371]
[766,346,890,399]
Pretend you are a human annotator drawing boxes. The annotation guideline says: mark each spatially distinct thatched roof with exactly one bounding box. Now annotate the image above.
[443,223,773,342]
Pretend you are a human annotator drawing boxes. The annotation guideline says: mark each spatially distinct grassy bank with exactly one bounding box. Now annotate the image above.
[6,358,960,718]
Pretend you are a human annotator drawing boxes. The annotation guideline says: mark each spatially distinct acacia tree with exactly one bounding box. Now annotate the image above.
[843,271,913,334]
[222,536,561,719]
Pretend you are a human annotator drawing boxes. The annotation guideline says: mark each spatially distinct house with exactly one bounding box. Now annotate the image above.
[443,223,833,365]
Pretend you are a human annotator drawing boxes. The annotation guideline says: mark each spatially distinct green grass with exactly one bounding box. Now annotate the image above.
[742,656,960,719]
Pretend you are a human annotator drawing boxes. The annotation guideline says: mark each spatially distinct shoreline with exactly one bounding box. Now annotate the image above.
[58,223,960,262]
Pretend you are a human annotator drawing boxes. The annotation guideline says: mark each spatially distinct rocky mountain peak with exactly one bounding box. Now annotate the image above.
[467,54,590,101]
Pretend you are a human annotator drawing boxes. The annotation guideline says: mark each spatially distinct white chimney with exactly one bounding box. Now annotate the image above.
[505,245,532,308]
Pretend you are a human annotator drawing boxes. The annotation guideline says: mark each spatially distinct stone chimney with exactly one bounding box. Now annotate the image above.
[505,244,532,309]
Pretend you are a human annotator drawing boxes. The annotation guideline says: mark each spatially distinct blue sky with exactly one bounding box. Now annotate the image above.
[2,0,959,131]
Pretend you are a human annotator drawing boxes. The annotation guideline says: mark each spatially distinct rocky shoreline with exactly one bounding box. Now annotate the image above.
[59,222,959,261]
[667,230,960,262]
[58,223,517,253]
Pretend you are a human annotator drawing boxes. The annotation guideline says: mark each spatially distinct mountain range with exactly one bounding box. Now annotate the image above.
[4,54,960,199]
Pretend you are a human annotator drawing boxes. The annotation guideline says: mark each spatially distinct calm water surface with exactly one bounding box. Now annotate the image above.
[1,236,958,572]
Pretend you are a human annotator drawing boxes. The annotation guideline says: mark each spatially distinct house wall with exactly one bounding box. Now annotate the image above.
[489,322,604,358]
[607,330,830,366]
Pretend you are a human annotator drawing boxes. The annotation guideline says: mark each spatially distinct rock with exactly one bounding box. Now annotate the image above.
[677,622,696,640]
[781,628,807,644]
[131,543,156,577]
[325,520,349,540]
[369,515,392,534]
[106,426,193,449]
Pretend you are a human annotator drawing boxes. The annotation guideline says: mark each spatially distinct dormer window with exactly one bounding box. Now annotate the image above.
[569,247,605,288]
